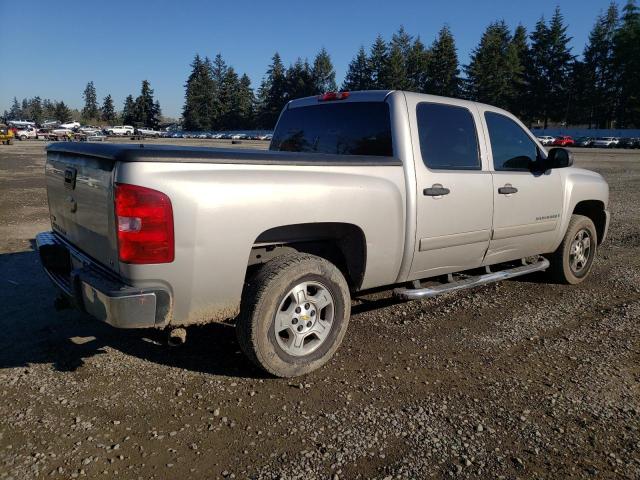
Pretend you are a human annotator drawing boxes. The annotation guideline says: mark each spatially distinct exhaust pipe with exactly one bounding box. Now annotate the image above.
[168,328,187,347]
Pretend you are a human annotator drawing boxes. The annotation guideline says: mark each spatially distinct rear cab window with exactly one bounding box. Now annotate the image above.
[270,102,393,157]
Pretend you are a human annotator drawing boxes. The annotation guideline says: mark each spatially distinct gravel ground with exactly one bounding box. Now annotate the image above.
[0,140,638,480]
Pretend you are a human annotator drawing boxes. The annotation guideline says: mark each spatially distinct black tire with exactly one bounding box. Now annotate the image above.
[547,214,597,285]
[236,253,350,377]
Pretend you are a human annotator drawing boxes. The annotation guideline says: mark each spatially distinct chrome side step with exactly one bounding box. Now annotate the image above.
[393,258,550,300]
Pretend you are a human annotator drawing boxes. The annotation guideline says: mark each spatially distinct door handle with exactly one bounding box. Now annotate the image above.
[423,185,450,196]
[498,185,518,195]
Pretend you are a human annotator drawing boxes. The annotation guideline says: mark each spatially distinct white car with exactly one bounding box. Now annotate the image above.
[87,132,107,142]
[107,125,134,136]
[15,126,38,140]
[536,136,556,145]
[59,121,81,130]
[51,127,74,137]
[592,137,619,148]
[137,127,162,137]
[79,126,102,135]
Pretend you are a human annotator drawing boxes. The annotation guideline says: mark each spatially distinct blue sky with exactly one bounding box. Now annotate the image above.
[0,0,616,118]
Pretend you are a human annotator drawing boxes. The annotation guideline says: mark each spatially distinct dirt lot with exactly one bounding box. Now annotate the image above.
[0,140,638,480]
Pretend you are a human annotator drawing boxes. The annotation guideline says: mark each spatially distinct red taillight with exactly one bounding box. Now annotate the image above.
[318,91,350,101]
[114,183,174,264]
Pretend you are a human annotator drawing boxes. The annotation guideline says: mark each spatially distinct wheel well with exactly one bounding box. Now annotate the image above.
[248,223,367,290]
[573,200,606,244]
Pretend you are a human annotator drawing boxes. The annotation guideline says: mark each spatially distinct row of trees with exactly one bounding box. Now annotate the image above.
[183,1,639,130]
[182,49,337,130]
[3,80,162,128]
[82,80,162,127]
[5,97,75,124]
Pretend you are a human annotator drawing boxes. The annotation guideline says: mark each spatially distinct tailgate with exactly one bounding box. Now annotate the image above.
[46,150,119,272]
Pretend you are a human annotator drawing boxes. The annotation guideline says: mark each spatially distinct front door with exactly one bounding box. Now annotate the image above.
[480,110,563,264]
[407,98,494,280]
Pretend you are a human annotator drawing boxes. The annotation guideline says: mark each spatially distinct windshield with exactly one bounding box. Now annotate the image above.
[270,102,393,157]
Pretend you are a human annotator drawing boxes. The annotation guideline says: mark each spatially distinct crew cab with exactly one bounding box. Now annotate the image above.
[37,90,610,377]
[107,125,134,136]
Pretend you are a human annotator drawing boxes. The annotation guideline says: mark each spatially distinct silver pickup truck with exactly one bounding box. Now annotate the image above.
[37,90,609,377]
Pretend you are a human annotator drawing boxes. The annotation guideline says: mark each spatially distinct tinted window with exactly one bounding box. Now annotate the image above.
[485,112,538,171]
[416,103,479,170]
[270,102,393,157]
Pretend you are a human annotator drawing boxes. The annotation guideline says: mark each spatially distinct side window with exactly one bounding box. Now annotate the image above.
[484,112,538,171]
[416,103,480,170]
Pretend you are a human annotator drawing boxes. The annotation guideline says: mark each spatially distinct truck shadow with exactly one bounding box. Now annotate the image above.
[0,246,551,378]
[0,248,266,379]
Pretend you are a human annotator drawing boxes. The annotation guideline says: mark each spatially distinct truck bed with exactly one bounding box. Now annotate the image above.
[46,143,402,166]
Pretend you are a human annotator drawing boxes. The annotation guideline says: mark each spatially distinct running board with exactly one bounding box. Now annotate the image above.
[393,258,550,300]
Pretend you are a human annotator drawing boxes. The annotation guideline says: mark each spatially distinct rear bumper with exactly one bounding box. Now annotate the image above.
[36,231,170,328]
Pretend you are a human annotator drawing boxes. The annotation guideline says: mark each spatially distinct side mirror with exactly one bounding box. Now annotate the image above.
[546,147,573,169]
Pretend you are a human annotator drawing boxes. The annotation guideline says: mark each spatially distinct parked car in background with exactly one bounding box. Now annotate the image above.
[51,127,74,139]
[592,137,620,148]
[136,127,162,137]
[107,125,134,136]
[87,131,107,142]
[79,126,101,135]
[536,135,556,145]
[552,135,574,147]
[59,121,81,130]
[15,126,39,140]
[617,137,640,149]
[574,136,594,147]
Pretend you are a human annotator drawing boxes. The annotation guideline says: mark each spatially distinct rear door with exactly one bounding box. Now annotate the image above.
[480,110,562,264]
[406,95,494,279]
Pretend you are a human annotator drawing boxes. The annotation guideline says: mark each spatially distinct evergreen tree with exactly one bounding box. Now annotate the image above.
[547,7,574,125]
[101,94,116,123]
[54,101,72,122]
[29,96,43,124]
[509,25,530,117]
[256,52,287,128]
[384,27,413,89]
[134,80,161,127]
[342,46,372,90]
[182,54,216,131]
[425,25,460,97]
[42,99,55,120]
[613,0,640,127]
[122,95,136,125]
[368,35,389,89]
[465,21,519,107]
[286,58,315,100]
[311,48,337,93]
[210,54,228,129]
[219,66,240,129]
[525,17,551,125]
[406,38,429,91]
[581,3,619,128]
[236,73,255,129]
[8,97,21,119]
[82,81,99,121]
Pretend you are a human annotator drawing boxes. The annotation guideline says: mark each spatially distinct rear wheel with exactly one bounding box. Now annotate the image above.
[236,253,350,377]
[547,214,597,284]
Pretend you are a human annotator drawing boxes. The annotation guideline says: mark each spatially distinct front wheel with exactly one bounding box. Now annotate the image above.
[547,214,597,284]
[236,253,351,377]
